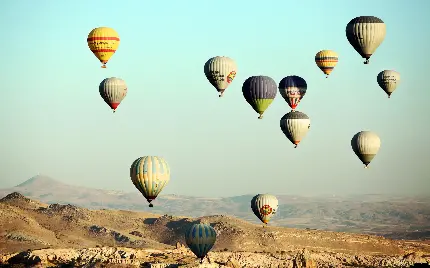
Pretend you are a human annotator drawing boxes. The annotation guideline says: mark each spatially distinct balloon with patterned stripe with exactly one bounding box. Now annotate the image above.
[130,156,170,207]
[280,111,311,148]
[185,223,217,263]
[87,27,120,68]
[99,77,128,113]
[204,56,237,97]
[315,50,339,78]
[278,76,307,111]
[242,76,277,119]
[251,194,278,225]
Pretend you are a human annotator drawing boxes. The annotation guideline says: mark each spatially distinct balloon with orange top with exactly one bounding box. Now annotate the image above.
[87,27,120,68]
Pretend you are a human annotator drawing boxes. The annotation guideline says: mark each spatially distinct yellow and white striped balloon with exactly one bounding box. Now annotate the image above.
[315,50,338,78]
[204,56,237,97]
[130,156,170,207]
[377,70,400,98]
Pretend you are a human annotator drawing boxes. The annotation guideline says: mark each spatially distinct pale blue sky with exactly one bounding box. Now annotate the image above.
[0,1,429,197]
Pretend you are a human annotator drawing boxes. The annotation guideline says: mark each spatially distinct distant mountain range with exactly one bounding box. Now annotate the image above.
[1,175,430,240]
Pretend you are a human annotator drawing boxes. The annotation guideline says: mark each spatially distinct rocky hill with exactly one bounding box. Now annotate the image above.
[0,192,430,267]
[1,175,430,241]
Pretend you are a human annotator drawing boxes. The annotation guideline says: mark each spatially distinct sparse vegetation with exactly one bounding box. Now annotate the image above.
[0,192,429,267]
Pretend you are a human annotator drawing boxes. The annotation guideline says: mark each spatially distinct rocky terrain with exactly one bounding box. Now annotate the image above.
[1,192,430,267]
[1,175,430,241]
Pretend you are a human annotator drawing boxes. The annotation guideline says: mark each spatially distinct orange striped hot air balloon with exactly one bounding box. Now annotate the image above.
[87,27,120,68]
[315,50,338,78]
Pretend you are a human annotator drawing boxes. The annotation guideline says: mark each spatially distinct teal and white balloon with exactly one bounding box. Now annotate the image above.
[377,70,400,98]
[351,131,381,168]
[280,111,311,148]
[251,194,278,225]
[185,223,217,263]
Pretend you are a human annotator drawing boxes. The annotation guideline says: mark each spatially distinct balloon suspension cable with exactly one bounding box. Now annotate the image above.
[219,92,224,97]
[364,59,369,64]
[364,165,369,169]
[200,258,204,264]
[294,144,298,148]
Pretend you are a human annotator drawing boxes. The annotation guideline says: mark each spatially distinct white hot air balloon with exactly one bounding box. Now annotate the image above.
[99,77,128,113]
[251,194,279,226]
[204,56,237,97]
[377,70,400,98]
[280,111,311,148]
[351,131,381,168]
[345,16,386,64]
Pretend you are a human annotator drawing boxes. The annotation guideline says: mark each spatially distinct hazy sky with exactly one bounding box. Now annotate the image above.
[0,1,429,197]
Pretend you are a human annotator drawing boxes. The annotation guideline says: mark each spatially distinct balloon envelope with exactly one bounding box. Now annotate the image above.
[242,76,277,119]
[185,223,217,261]
[99,77,127,112]
[377,70,400,98]
[315,50,338,77]
[130,156,170,206]
[345,16,386,64]
[87,27,120,68]
[351,131,381,168]
[280,111,311,148]
[279,76,307,111]
[251,194,279,224]
[204,56,237,97]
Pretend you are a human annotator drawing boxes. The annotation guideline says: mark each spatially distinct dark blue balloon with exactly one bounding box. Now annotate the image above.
[278,75,307,90]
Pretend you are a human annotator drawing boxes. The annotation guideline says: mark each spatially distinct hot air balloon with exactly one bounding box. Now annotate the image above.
[130,156,170,207]
[87,27,120,68]
[204,56,237,97]
[279,76,307,111]
[351,131,381,168]
[242,76,277,119]
[377,70,400,98]
[315,50,339,78]
[251,194,278,226]
[346,16,386,64]
[185,223,217,263]
[99,77,127,113]
[280,111,311,148]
